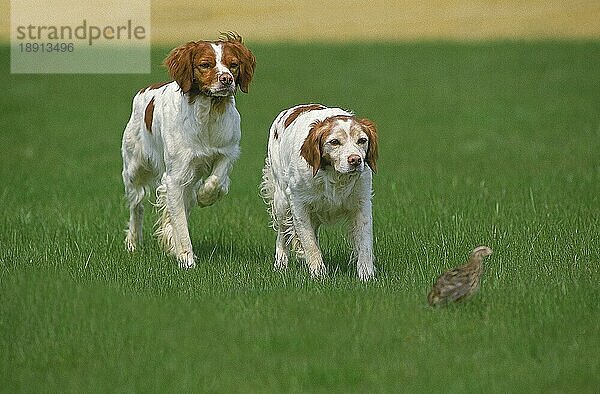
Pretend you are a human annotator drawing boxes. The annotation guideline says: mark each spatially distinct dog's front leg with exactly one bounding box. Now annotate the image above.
[196,154,233,207]
[290,199,326,278]
[351,200,375,281]
[164,175,196,269]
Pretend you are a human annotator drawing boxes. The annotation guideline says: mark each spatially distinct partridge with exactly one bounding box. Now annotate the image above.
[427,246,493,306]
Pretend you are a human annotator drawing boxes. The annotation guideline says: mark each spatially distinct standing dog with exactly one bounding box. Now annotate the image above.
[261,105,379,280]
[121,33,255,268]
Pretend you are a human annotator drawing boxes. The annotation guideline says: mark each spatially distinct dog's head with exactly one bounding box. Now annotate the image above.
[163,33,256,102]
[300,115,378,176]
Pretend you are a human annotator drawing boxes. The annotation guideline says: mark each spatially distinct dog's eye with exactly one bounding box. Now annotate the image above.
[329,139,341,146]
[198,62,211,69]
[357,137,368,144]
[229,63,239,69]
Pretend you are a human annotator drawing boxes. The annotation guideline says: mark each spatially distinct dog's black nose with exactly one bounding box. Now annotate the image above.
[348,154,362,166]
[219,73,234,85]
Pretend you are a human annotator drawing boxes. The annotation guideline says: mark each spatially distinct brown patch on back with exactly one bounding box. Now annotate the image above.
[139,81,170,94]
[144,98,155,133]
[283,104,326,129]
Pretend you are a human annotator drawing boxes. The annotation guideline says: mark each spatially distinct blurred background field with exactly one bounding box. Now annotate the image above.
[1,0,600,42]
[1,1,600,392]
[147,0,600,42]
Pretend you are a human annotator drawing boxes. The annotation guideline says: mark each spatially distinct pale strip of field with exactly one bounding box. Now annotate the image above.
[2,0,600,42]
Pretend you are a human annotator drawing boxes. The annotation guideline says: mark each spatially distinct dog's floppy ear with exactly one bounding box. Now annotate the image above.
[221,33,256,93]
[163,42,198,94]
[300,120,327,177]
[358,118,378,173]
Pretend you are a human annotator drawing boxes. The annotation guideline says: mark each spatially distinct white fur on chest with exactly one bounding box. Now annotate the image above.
[138,83,241,179]
[290,171,367,224]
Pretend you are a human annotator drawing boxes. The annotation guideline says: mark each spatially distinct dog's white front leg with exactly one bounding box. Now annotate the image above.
[351,200,375,281]
[165,175,196,269]
[290,199,326,278]
[197,155,233,207]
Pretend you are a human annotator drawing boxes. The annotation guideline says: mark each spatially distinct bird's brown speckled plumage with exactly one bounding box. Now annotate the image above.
[427,246,493,306]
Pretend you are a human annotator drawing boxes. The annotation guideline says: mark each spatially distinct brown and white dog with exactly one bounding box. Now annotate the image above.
[261,105,379,280]
[121,33,255,268]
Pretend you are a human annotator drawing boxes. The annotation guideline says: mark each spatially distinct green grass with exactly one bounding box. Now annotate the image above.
[1,41,599,392]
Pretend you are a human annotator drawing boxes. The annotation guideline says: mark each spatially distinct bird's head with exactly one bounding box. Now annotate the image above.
[470,246,493,260]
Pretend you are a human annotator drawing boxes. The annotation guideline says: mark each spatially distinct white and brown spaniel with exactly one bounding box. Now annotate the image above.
[261,105,379,280]
[121,33,255,268]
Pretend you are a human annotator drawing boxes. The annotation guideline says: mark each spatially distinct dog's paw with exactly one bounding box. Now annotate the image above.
[308,261,328,279]
[357,263,376,281]
[197,175,228,207]
[274,249,289,270]
[178,251,197,270]
[125,239,137,252]
[125,231,139,252]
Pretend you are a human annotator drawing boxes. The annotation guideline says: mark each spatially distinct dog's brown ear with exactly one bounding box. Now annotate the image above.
[358,118,378,173]
[163,42,198,94]
[221,33,256,93]
[300,120,326,177]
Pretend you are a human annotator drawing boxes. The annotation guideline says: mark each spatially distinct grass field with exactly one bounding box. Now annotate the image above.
[1,41,599,391]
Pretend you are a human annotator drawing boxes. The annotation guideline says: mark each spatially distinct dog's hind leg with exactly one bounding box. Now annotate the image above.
[123,175,146,252]
[272,187,292,270]
[154,178,175,256]
[122,121,154,252]
[261,159,290,270]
